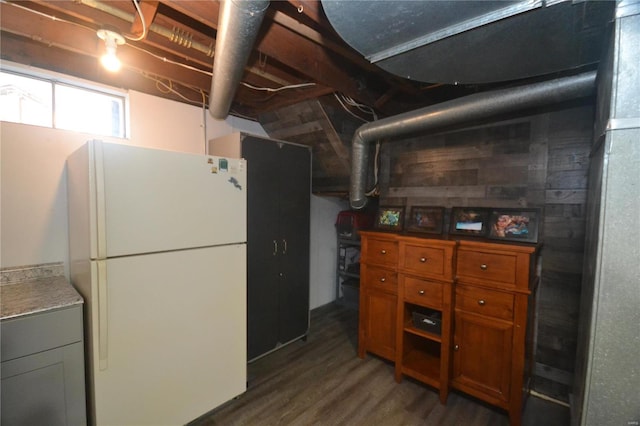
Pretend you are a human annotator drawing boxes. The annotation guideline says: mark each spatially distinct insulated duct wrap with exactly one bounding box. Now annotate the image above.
[350,71,597,209]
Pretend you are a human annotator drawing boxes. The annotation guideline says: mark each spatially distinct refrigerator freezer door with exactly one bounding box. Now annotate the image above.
[93,141,246,258]
[88,244,246,425]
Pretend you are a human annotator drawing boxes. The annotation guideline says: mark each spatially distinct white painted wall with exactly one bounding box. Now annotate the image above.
[309,195,348,309]
[0,71,340,307]
[0,90,264,272]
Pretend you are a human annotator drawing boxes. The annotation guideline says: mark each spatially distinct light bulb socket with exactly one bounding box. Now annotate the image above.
[97,29,125,46]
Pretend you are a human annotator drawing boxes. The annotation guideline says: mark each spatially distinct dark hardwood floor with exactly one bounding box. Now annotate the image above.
[191,302,569,426]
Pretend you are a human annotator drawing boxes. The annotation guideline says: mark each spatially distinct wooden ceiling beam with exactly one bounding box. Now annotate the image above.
[161,1,384,109]
[0,32,209,107]
[131,1,159,40]
[3,1,312,93]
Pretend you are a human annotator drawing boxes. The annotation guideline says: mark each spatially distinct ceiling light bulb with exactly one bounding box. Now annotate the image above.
[100,45,121,72]
[97,29,125,73]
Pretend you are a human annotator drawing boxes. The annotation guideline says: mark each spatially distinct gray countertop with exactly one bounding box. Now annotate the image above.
[1,263,83,321]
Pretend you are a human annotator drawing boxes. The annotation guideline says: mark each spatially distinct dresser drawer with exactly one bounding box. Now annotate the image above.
[456,249,517,286]
[455,285,514,321]
[366,238,398,267]
[363,266,397,294]
[403,276,443,309]
[401,244,448,280]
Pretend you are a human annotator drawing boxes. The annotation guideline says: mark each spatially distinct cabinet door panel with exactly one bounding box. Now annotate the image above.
[1,343,86,426]
[243,137,281,359]
[363,290,397,360]
[277,143,311,344]
[453,310,512,402]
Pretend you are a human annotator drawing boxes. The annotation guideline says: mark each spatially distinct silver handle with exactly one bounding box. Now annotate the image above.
[380,277,386,283]
[480,264,488,271]
[478,299,486,306]
[273,240,278,256]
[282,239,287,254]
[381,249,387,255]
[419,290,425,295]
[420,257,427,263]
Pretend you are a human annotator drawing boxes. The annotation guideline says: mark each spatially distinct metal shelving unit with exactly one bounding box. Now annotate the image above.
[336,237,361,309]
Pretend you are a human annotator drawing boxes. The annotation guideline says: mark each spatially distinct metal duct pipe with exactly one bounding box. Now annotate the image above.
[79,0,215,57]
[209,0,270,119]
[350,71,597,209]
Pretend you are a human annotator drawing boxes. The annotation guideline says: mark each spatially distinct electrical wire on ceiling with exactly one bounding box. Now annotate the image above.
[333,92,378,122]
[125,0,147,41]
[3,0,318,114]
[332,92,381,197]
[241,81,316,92]
[125,43,213,76]
[1,0,95,33]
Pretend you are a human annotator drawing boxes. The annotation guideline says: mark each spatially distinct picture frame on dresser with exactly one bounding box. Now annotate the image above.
[406,206,445,234]
[449,207,489,237]
[374,206,405,232]
[487,208,540,243]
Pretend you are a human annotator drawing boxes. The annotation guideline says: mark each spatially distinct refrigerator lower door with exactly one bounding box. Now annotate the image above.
[88,245,246,425]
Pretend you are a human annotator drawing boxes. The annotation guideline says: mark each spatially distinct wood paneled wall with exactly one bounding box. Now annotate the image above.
[379,103,595,401]
[260,98,362,194]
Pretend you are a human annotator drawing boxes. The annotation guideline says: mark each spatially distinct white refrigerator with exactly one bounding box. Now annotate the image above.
[67,140,247,425]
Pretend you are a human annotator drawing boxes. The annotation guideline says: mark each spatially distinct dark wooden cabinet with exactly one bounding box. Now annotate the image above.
[209,133,311,361]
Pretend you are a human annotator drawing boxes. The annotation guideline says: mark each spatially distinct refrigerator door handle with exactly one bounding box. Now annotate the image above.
[97,260,109,370]
[94,141,108,259]
[273,240,278,256]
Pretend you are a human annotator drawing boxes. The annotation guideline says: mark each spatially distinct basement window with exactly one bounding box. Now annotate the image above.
[0,69,127,138]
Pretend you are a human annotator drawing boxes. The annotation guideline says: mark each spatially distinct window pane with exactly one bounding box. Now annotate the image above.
[55,84,125,138]
[0,72,53,127]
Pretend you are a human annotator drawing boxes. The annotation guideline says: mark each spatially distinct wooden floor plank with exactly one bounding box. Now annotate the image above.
[190,302,568,426]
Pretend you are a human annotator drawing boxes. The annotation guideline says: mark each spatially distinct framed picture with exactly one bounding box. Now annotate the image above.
[374,206,405,231]
[487,208,540,243]
[449,207,490,237]
[407,206,444,234]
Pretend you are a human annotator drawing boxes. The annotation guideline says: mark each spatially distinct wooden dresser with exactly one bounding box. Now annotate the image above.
[358,232,540,426]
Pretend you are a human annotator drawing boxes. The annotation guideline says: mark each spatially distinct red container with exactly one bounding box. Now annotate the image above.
[336,210,374,240]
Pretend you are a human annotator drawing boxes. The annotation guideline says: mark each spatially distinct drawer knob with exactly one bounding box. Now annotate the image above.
[454,344,459,351]
[381,249,387,255]
[478,299,486,306]
[380,277,386,283]
[420,257,427,263]
[418,290,425,295]
[480,264,488,271]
